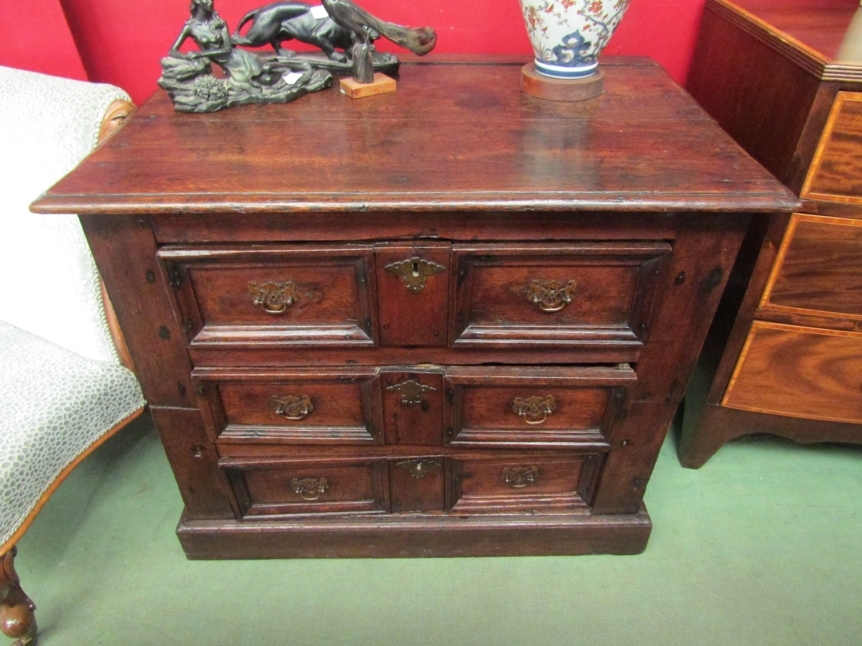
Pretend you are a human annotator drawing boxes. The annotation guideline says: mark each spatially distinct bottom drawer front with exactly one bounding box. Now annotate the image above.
[723,322,862,423]
[223,458,389,518]
[449,454,602,514]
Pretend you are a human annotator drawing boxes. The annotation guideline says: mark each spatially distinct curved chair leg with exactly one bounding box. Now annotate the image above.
[0,548,37,645]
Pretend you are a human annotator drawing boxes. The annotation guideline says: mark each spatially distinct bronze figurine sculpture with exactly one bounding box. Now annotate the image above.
[159,0,331,112]
[159,0,436,111]
[234,0,436,83]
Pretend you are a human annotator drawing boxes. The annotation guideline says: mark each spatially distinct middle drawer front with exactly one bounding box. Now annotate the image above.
[195,365,632,448]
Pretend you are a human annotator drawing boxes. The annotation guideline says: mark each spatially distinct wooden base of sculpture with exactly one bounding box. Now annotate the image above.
[340,73,397,99]
[520,64,604,102]
[0,549,37,646]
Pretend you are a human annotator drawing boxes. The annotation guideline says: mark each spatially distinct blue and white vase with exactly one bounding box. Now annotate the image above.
[520,0,630,79]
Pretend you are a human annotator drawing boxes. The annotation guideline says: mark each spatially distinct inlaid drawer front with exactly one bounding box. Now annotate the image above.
[157,245,377,348]
[802,92,862,204]
[221,457,389,519]
[723,322,862,424]
[759,214,862,321]
[448,453,602,514]
[449,242,671,348]
[194,368,384,444]
[443,366,634,447]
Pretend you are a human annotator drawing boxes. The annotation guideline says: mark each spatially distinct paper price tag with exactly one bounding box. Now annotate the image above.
[283,72,305,85]
[310,5,329,19]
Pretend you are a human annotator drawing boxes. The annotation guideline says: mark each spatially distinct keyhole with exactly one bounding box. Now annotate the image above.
[412,260,420,277]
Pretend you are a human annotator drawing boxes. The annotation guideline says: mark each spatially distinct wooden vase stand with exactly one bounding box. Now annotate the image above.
[520,63,604,102]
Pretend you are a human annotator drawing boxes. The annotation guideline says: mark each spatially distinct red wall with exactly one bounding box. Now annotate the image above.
[0,0,87,79]
[6,0,706,105]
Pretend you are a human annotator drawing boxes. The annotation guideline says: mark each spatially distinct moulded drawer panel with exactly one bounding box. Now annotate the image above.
[222,457,389,519]
[158,245,377,348]
[449,242,671,348]
[759,214,862,320]
[444,365,634,447]
[194,368,384,445]
[448,453,602,514]
[723,322,862,423]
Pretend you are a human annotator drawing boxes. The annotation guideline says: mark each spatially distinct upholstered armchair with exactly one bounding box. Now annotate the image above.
[0,66,146,645]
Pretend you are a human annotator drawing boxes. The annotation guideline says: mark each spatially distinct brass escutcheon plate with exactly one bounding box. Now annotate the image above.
[385,256,446,292]
[395,459,442,479]
[386,379,436,406]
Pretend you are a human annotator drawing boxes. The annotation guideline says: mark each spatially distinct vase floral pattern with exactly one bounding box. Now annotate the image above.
[520,0,630,79]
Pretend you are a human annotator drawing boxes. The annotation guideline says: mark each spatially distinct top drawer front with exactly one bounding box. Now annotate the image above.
[450,243,671,348]
[759,214,862,321]
[158,246,377,348]
[802,92,862,205]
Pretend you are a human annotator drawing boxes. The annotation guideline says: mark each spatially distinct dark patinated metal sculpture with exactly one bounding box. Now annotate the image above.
[233,0,437,83]
[159,0,331,112]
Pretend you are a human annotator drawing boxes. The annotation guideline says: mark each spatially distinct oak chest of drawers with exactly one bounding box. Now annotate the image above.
[680,0,862,467]
[32,59,795,557]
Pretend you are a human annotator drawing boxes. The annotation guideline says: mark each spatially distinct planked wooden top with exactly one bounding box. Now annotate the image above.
[32,58,797,216]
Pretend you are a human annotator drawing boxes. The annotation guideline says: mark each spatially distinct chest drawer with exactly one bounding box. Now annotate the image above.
[802,91,862,205]
[448,453,602,514]
[759,214,862,321]
[220,452,603,519]
[159,245,377,348]
[449,243,671,348]
[195,368,384,445]
[444,365,633,447]
[222,457,389,519]
[723,321,862,424]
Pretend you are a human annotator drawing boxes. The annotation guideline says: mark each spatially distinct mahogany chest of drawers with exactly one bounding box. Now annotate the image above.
[680,0,862,467]
[32,59,795,557]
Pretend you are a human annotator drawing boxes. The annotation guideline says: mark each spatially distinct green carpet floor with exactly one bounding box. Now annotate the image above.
[14,413,862,646]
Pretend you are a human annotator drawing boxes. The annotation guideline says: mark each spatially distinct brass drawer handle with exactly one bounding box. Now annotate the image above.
[396,459,442,479]
[272,394,314,420]
[385,256,445,292]
[512,395,556,425]
[249,281,298,314]
[527,279,576,312]
[386,379,436,406]
[291,477,329,501]
[501,466,539,489]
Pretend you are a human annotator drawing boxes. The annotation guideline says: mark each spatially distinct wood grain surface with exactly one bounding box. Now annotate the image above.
[33,60,796,216]
[723,321,862,423]
[40,60,795,556]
